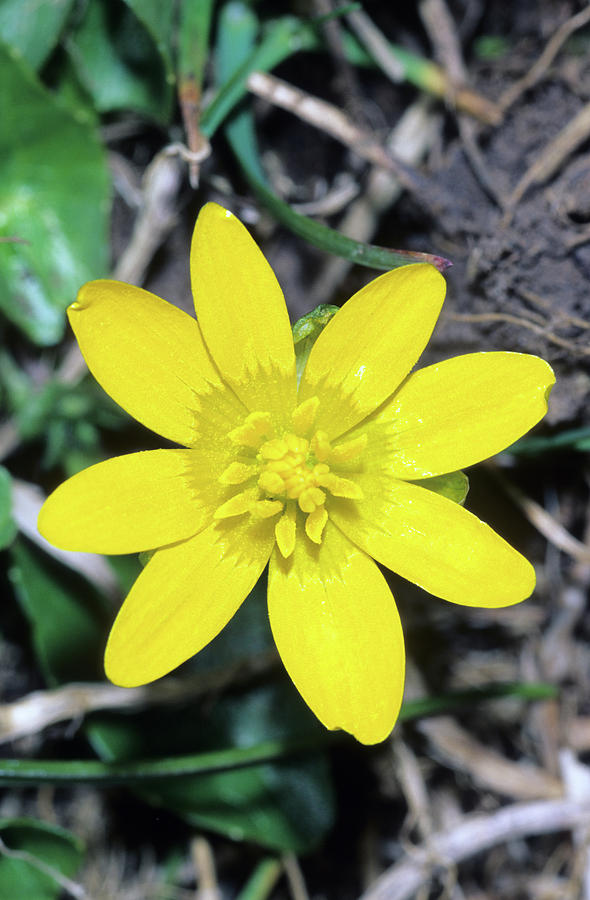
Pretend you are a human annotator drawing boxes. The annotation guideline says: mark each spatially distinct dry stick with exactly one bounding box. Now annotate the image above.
[499,5,590,112]
[419,0,467,84]
[309,99,440,305]
[192,836,221,900]
[0,651,278,744]
[445,311,590,357]
[359,798,590,900]
[346,7,501,125]
[496,475,590,565]
[504,101,590,216]
[281,854,310,900]
[516,286,590,331]
[417,716,563,801]
[419,0,505,207]
[246,70,433,202]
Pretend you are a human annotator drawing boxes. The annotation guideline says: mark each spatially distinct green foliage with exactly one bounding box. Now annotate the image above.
[11,544,335,851]
[0,41,110,345]
[0,818,84,900]
[0,0,75,69]
[66,0,174,121]
[9,540,110,685]
[0,466,17,550]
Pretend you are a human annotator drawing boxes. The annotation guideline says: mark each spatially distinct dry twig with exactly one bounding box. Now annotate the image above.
[417,716,563,800]
[0,651,278,745]
[494,474,590,565]
[499,5,590,112]
[504,101,590,216]
[359,797,590,900]
[309,99,440,303]
[346,7,501,125]
[246,70,428,198]
[444,311,590,357]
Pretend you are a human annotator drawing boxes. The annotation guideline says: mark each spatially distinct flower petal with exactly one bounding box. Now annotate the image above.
[267,521,405,744]
[331,480,535,608]
[190,203,297,422]
[38,450,212,554]
[299,264,446,439]
[69,280,223,446]
[105,515,275,686]
[360,352,555,479]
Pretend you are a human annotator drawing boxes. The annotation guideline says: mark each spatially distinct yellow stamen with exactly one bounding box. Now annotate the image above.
[252,499,284,519]
[311,430,331,462]
[291,396,319,436]
[214,490,255,519]
[218,461,256,485]
[275,506,297,558]
[305,506,328,544]
[228,411,273,448]
[330,433,368,463]
[258,471,286,494]
[316,472,364,499]
[298,487,325,513]
[260,437,289,460]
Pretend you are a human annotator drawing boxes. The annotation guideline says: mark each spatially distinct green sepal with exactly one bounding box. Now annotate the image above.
[411,471,469,505]
[292,304,339,383]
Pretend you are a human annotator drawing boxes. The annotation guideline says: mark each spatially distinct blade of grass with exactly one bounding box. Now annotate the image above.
[236,858,282,900]
[201,12,319,139]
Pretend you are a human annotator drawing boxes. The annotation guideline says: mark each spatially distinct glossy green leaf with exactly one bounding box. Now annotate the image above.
[88,683,334,852]
[203,10,318,139]
[9,540,110,685]
[508,425,590,455]
[66,0,174,121]
[0,42,110,345]
[87,587,335,852]
[0,466,17,550]
[0,818,84,900]
[0,0,75,69]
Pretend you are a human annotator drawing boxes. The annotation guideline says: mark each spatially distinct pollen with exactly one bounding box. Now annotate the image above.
[214,400,367,557]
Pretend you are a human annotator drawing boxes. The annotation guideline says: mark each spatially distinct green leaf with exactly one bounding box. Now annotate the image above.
[0,42,110,345]
[0,466,17,550]
[412,471,469,505]
[177,0,215,87]
[88,683,334,852]
[9,540,110,685]
[508,425,590,455]
[66,0,174,122]
[0,0,75,69]
[203,11,319,139]
[0,818,84,900]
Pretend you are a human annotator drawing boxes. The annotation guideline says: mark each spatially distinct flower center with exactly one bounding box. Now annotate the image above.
[213,397,366,558]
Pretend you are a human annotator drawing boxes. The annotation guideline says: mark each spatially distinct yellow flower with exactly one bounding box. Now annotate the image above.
[38,203,554,744]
